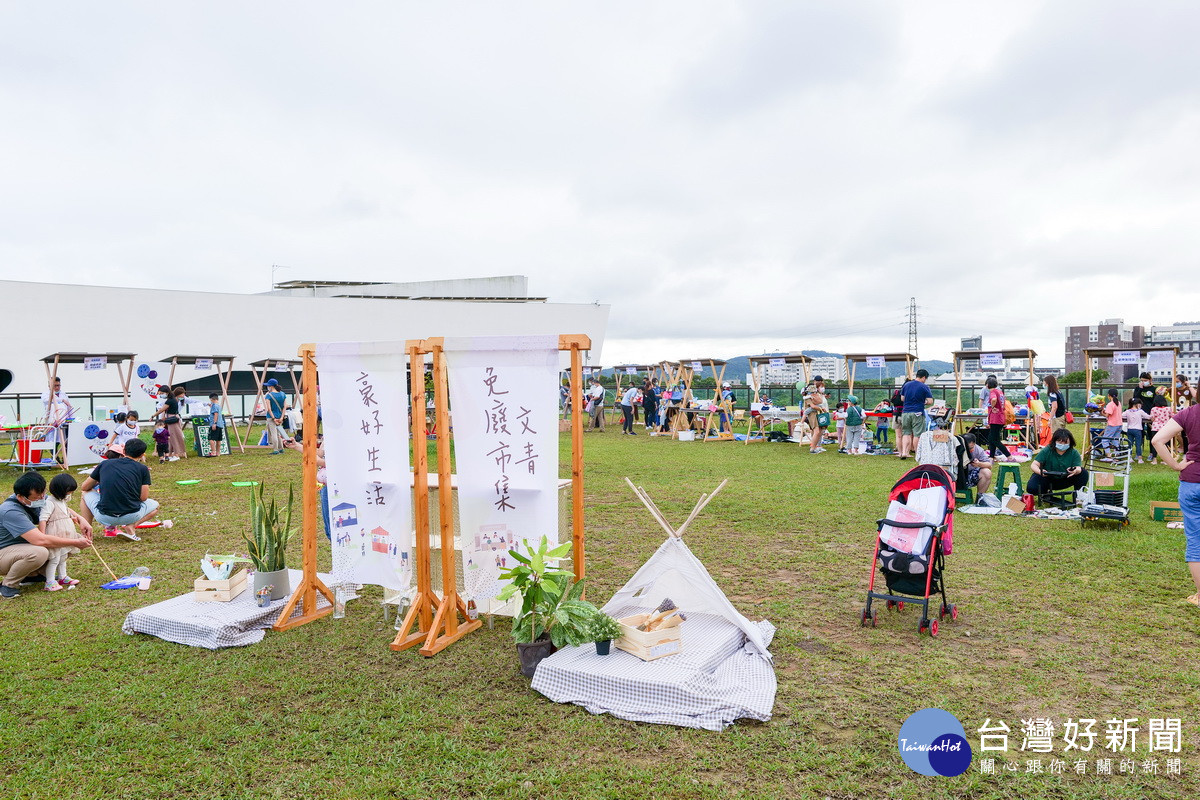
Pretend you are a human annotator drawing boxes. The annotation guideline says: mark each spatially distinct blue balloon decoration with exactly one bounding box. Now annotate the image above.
[148,370,158,379]
[84,425,100,439]
[137,364,151,379]
[97,430,109,439]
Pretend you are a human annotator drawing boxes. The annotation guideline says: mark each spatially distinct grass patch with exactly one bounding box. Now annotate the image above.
[0,424,1196,799]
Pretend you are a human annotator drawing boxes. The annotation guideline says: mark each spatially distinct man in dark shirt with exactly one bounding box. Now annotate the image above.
[0,472,93,598]
[898,369,934,459]
[79,439,158,541]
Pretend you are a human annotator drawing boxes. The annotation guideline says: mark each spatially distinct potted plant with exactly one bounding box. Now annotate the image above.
[588,612,623,656]
[243,482,296,601]
[498,536,597,677]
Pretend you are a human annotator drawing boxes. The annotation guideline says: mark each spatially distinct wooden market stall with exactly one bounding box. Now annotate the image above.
[667,358,728,439]
[1081,346,1179,407]
[744,354,812,442]
[30,352,137,468]
[844,353,916,397]
[242,357,303,447]
[950,348,1038,447]
[160,355,246,453]
[610,364,657,424]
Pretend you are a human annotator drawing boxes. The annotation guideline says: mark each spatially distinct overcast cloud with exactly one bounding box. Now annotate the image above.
[2,1,1198,367]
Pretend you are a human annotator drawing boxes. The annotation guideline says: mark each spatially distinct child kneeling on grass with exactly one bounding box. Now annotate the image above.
[37,473,91,591]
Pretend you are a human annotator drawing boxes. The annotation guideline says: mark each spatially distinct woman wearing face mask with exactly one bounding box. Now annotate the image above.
[1027,428,1088,496]
[1176,375,1195,408]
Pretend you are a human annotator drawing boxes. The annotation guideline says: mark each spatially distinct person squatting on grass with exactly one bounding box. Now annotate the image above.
[1151,404,1200,607]
[79,438,159,542]
[37,473,91,591]
[0,472,95,599]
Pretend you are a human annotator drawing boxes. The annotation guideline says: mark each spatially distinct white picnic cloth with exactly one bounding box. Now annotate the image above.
[530,610,777,731]
[122,569,332,649]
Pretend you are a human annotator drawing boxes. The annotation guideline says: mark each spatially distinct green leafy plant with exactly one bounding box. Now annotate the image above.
[243,482,296,572]
[588,612,623,643]
[497,536,597,647]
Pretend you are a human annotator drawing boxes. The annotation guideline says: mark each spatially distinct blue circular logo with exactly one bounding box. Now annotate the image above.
[898,708,972,776]
[137,364,150,379]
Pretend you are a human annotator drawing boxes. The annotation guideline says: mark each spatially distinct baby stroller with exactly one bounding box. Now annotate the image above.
[861,464,959,637]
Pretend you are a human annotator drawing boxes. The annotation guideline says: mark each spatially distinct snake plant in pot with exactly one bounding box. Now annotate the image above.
[244,482,296,601]
[497,536,597,677]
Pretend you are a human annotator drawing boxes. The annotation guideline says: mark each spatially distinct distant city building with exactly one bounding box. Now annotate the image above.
[758,353,845,384]
[960,335,982,372]
[1064,318,1145,382]
[808,356,846,383]
[1144,322,1200,383]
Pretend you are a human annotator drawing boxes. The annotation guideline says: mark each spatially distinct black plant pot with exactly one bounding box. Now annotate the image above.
[516,637,557,678]
[595,639,612,656]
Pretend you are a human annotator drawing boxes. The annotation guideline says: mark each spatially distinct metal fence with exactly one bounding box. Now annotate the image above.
[0,390,283,425]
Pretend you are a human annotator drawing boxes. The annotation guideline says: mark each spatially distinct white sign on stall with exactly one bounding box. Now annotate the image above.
[83,356,107,371]
[979,353,1003,369]
[1113,351,1139,365]
[625,366,636,375]
[317,341,413,591]
[769,358,785,367]
[866,356,885,369]
[444,335,560,609]
[691,361,703,371]
[194,358,213,371]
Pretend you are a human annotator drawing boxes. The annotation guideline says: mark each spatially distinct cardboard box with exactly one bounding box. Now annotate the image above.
[1094,473,1115,488]
[1003,495,1026,515]
[1150,501,1183,522]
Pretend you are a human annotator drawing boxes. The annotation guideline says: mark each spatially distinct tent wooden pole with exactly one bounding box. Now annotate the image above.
[392,340,443,651]
[419,338,482,656]
[677,479,728,537]
[849,360,857,396]
[567,336,587,583]
[624,478,675,538]
[273,345,334,630]
[166,357,178,390]
[117,359,133,408]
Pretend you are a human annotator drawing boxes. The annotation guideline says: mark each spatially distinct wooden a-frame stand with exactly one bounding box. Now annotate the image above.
[272,346,334,630]
[40,352,137,470]
[243,357,303,448]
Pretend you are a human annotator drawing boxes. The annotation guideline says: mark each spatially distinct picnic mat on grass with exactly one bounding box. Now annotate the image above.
[531,610,777,731]
[122,569,332,649]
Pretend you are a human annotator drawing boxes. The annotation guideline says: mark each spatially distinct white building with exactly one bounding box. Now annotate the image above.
[0,276,609,421]
[1144,322,1200,383]
[758,354,846,385]
[808,356,846,383]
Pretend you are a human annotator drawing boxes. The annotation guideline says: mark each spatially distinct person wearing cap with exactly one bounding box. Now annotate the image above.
[586,378,606,432]
[79,438,158,541]
[717,381,735,435]
[264,378,290,454]
[803,376,829,453]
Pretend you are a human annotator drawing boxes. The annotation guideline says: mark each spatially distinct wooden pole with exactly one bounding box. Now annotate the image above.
[218,359,246,453]
[569,340,586,583]
[418,339,482,656]
[954,354,962,415]
[392,340,442,651]
[273,345,334,630]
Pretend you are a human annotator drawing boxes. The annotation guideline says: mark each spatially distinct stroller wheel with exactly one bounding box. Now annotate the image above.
[949,604,959,622]
[886,600,895,611]
[929,619,939,637]
[918,618,928,635]
[860,608,870,627]
[871,609,879,628]
[896,601,905,612]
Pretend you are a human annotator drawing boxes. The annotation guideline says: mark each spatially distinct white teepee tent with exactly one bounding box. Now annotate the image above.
[602,535,774,661]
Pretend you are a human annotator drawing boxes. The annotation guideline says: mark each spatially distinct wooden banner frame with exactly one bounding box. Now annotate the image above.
[277,334,591,658]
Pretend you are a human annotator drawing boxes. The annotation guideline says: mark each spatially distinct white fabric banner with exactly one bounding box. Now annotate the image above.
[978,353,1003,369]
[444,335,560,605]
[1145,350,1174,373]
[317,342,413,591]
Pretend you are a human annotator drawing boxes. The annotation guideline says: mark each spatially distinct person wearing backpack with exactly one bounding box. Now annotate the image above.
[843,395,866,455]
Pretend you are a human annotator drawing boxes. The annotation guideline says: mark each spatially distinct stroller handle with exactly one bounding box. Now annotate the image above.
[876,518,941,530]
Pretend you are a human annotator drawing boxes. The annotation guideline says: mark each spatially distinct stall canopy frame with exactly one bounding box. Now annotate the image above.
[160,355,246,453]
[243,358,303,447]
[744,355,812,442]
[843,353,915,396]
[668,358,727,438]
[1080,346,1179,407]
[40,352,138,469]
[951,348,1038,414]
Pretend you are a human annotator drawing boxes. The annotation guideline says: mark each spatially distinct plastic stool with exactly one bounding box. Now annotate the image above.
[994,464,1023,498]
[954,486,974,505]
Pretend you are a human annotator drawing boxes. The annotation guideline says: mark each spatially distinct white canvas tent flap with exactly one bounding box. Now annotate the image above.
[602,536,774,661]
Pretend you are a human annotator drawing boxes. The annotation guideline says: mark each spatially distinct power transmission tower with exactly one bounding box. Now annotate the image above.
[907,297,918,360]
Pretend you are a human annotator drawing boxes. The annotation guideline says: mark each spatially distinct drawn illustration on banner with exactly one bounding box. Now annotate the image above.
[134,362,171,402]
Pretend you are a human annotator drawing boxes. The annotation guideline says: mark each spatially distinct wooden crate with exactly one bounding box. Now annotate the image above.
[193,569,248,602]
[615,613,683,661]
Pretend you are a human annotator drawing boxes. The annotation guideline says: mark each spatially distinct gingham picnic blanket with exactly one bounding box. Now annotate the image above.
[122,570,332,649]
[530,610,777,731]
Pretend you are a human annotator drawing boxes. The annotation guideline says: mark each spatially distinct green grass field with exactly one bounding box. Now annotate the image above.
[1,425,1196,799]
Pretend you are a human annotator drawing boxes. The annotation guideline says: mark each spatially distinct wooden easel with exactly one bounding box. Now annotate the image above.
[163,355,247,453]
[272,345,334,630]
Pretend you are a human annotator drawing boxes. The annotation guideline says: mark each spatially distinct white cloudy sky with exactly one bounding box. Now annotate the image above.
[2,1,1198,366]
